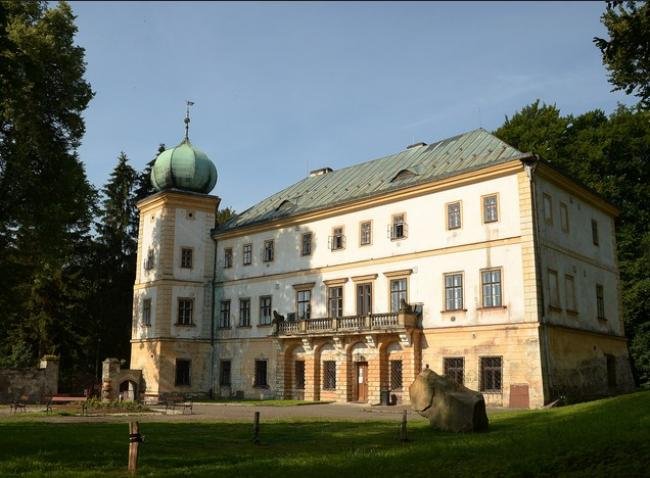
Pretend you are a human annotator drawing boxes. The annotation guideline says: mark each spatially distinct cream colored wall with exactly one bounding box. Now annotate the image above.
[215,338,277,399]
[534,175,623,335]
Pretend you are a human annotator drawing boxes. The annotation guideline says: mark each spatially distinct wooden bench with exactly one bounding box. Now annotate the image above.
[181,400,193,415]
[10,400,27,414]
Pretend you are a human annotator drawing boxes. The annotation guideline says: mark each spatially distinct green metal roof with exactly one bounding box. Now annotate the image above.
[219,129,525,232]
[151,139,218,194]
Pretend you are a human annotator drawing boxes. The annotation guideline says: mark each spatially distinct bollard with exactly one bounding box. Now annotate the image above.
[128,421,143,474]
[253,411,260,445]
[399,409,409,442]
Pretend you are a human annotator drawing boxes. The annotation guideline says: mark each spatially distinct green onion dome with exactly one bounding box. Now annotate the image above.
[151,139,218,194]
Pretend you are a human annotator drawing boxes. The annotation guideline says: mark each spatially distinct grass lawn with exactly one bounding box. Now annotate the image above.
[1,391,649,477]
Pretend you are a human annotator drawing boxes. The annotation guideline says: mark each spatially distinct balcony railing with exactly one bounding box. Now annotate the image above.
[276,311,416,336]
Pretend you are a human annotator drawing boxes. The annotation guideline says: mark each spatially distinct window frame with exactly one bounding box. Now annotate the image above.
[141,298,152,326]
[443,272,464,311]
[330,226,345,251]
[560,202,569,233]
[254,359,268,388]
[238,298,251,327]
[359,220,372,246]
[296,288,312,320]
[224,247,233,269]
[243,243,253,265]
[479,356,502,392]
[219,360,231,386]
[177,297,194,326]
[565,274,577,313]
[390,213,407,240]
[180,247,193,269]
[443,357,465,386]
[480,267,503,308]
[322,360,336,390]
[175,359,191,387]
[596,284,605,321]
[356,282,373,316]
[390,359,403,390]
[219,299,231,329]
[259,295,272,326]
[263,239,274,263]
[144,248,155,271]
[446,200,462,230]
[327,286,343,318]
[301,232,313,256]
[482,193,499,224]
[591,219,599,246]
[543,193,553,225]
[548,269,560,310]
[389,277,408,313]
[294,360,305,390]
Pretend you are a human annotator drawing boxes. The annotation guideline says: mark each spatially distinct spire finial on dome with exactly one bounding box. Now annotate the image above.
[184,100,194,141]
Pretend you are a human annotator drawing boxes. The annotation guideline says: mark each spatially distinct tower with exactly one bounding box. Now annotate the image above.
[130,107,220,401]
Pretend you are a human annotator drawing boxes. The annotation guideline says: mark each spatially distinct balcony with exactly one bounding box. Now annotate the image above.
[275,312,418,337]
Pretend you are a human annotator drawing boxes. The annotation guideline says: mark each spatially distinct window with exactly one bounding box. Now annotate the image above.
[390,360,403,390]
[297,289,311,320]
[390,278,408,313]
[444,357,464,385]
[596,284,605,320]
[360,221,372,246]
[301,232,312,256]
[560,202,569,233]
[391,214,407,239]
[327,286,343,318]
[357,283,372,316]
[295,361,305,390]
[592,219,599,246]
[548,269,560,309]
[177,298,193,325]
[142,298,151,326]
[219,360,231,386]
[565,275,576,312]
[447,201,461,230]
[480,356,502,392]
[330,227,345,250]
[219,300,231,328]
[144,248,155,270]
[481,269,502,308]
[483,194,498,223]
[444,273,463,311]
[224,248,233,269]
[259,296,272,325]
[263,240,274,262]
[543,193,553,225]
[175,359,191,386]
[254,360,268,388]
[181,248,193,269]
[323,360,336,390]
[243,243,252,265]
[239,298,251,327]
[606,354,617,388]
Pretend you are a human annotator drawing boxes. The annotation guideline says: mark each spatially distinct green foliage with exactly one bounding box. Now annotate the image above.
[0,392,649,477]
[595,1,650,108]
[217,206,236,226]
[495,101,650,383]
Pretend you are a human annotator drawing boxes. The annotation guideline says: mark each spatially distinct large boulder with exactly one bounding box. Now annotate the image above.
[409,368,489,432]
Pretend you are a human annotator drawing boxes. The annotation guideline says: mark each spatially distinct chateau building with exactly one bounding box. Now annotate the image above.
[130,127,635,408]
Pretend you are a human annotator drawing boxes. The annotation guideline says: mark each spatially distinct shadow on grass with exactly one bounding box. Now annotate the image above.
[0,391,649,477]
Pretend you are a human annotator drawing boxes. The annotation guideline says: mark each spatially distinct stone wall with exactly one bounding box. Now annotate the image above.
[0,357,59,403]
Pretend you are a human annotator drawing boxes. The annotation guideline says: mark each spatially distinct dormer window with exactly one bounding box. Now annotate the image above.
[392,169,418,182]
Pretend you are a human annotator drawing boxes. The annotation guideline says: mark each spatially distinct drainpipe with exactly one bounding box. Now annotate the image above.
[209,232,218,399]
[525,157,554,403]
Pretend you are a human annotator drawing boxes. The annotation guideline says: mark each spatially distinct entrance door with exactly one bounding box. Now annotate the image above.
[356,362,368,402]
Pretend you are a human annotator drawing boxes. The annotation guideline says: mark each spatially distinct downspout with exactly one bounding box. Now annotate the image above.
[209,231,218,399]
[525,157,554,403]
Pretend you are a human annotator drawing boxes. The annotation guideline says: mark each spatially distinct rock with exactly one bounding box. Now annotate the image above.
[409,368,489,432]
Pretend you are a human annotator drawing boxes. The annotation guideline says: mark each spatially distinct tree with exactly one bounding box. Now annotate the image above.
[134,143,165,204]
[0,0,95,370]
[217,206,236,226]
[594,1,650,108]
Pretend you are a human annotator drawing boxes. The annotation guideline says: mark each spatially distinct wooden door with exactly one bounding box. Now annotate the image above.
[356,362,368,402]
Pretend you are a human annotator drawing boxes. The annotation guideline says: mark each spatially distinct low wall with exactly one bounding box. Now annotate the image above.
[0,357,59,403]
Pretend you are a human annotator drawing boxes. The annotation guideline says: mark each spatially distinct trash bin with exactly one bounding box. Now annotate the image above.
[380,389,390,406]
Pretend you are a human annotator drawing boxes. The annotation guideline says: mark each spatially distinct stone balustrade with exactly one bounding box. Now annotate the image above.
[276,311,418,336]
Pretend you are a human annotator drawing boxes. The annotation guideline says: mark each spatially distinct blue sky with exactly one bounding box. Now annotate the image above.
[71,1,634,212]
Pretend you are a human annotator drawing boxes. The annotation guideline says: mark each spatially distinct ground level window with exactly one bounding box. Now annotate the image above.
[480,356,502,392]
[444,357,464,385]
[390,360,403,390]
[254,360,268,388]
[323,360,336,390]
[175,359,191,386]
[219,360,231,386]
[295,361,305,390]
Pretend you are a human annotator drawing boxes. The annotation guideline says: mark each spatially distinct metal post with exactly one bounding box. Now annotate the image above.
[253,411,260,445]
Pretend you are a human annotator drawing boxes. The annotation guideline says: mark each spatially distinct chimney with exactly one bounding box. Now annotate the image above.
[406,142,427,149]
[309,167,333,177]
